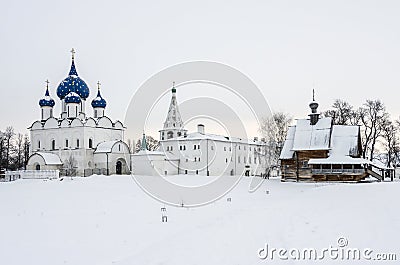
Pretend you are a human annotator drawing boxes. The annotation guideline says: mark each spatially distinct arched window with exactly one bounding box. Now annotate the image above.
[51,140,56,150]
[167,131,173,139]
[89,138,93,149]
[38,140,41,149]
[65,139,69,148]
[76,139,80,148]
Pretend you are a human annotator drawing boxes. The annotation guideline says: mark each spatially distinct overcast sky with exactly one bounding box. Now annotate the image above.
[1,0,399,139]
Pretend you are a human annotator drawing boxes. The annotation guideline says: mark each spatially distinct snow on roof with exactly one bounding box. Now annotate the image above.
[329,125,359,157]
[292,117,332,151]
[371,159,394,170]
[169,132,262,144]
[34,152,62,165]
[307,125,360,164]
[279,126,296,159]
[132,150,166,156]
[94,140,119,153]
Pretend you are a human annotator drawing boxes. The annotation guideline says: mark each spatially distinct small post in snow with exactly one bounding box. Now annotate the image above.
[161,207,167,223]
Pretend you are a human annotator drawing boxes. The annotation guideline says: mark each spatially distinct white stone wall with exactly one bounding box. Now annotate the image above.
[131,153,179,176]
[160,138,265,176]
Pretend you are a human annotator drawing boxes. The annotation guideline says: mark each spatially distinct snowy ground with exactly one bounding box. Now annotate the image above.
[0,175,399,265]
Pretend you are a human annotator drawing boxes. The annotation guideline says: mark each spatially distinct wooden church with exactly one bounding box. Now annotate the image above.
[279,94,387,182]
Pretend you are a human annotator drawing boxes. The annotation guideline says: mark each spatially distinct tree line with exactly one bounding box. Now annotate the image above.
[0,127,30,172]
[323,99,400,167]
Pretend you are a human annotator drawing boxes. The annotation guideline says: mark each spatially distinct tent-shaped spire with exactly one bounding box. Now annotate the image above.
[141,133,147,151]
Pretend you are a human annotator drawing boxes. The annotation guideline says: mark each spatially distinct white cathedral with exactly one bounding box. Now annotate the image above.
[27,49,130,176]
[27,49,267,177]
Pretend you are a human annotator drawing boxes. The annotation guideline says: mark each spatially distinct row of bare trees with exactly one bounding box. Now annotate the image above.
[0,127,30,172]
[323,99,400,167]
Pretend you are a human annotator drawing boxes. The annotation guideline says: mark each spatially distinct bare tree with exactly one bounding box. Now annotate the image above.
[135,135,159,152]
[259,112,293,174]
[4,127,15,170]
[323,99,355,125]
[23,134,30,169]
[381,118,399,168]
[64,154,77,177]
[127,139,132,153]
[358,100,388,160]
[0,131,5,172]
[14,133,24,170]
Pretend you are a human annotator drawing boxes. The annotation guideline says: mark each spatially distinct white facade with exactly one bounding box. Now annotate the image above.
[27,51,131,176]
[132,86,267,176]
[159,125,265,176]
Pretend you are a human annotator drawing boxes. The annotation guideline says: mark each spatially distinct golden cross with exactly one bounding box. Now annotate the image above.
[45,79,50,88]
[97,81,101,90]
[70,48,76,59]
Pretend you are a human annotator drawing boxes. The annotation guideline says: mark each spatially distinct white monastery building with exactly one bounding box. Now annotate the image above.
[132,84,267,176]
[27,49,130,176]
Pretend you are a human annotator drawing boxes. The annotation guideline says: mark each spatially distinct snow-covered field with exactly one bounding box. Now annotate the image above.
[0,175,399,265]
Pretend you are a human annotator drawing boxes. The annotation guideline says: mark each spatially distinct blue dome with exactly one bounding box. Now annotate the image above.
[91,88,107,108]
[39,88,55,107]
[56,54,90,100]
[65,92,81,104]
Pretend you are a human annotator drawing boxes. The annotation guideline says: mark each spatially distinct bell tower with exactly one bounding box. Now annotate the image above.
[159,82,187,140]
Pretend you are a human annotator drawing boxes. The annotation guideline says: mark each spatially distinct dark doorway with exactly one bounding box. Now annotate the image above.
[116,161,122,175]
[35,164,40,170]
